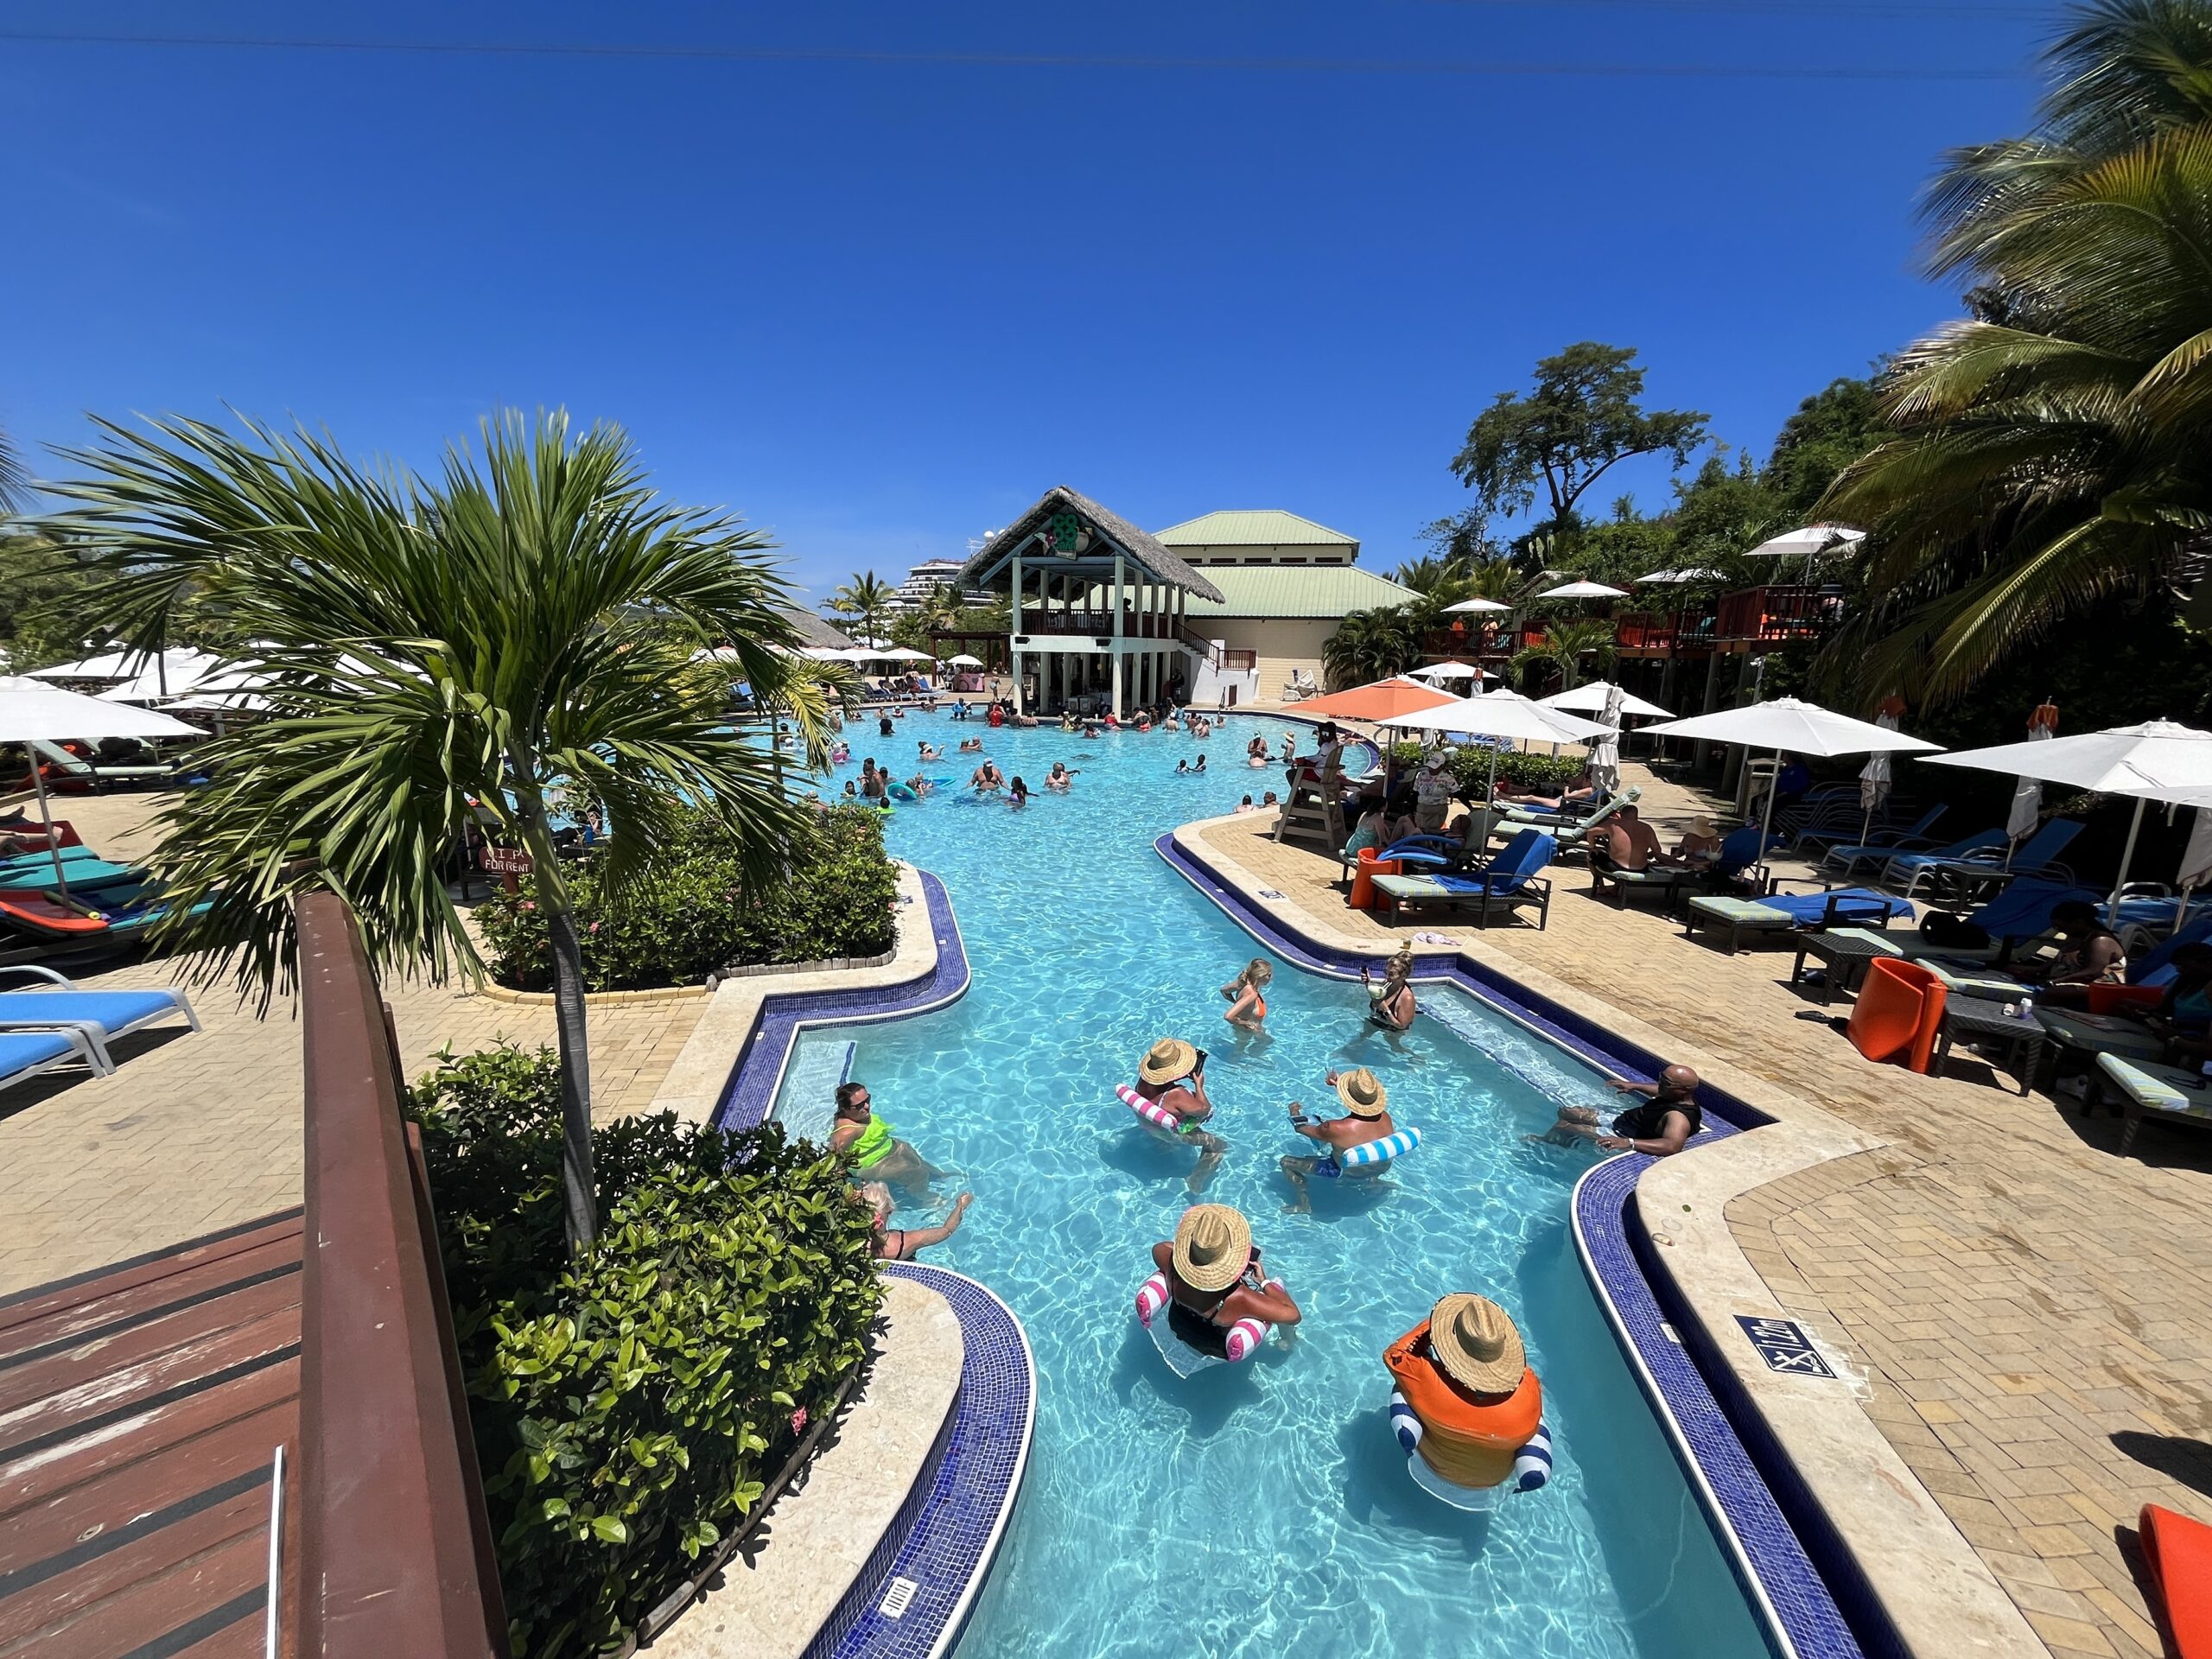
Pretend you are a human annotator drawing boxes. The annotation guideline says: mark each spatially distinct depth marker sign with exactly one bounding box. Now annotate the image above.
[1736,1315,1836,1378]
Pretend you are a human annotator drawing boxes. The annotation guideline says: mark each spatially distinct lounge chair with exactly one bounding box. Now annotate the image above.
[1872,831,2012,899]
[0,1026,109,1092]
[1369,830,1556,929]
[1908,818,2084,905]
[2091,1053,2212,1154]
[0,857,151,896]
[1587,847,1688,909]
[1820,826,1997,882]
[1683,887,1909,955]
[1793,804,1944,860]
[0,964,200,1064]
[0,891,212,953]
[1363,810,1502,879]
[0,845,105,874]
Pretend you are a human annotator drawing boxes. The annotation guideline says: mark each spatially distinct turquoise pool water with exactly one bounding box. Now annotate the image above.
[788,713,1773,1659]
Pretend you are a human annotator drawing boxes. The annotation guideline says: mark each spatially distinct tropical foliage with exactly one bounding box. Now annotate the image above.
[1510,617,1618,693]
[1820,0,2212,706]
[44,408,829,1251]
[476,804,898,992]
[409,1044,881,1659]
[828,570,895,645]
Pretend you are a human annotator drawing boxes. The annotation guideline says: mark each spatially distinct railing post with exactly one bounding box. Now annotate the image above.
[296,892,505,1659]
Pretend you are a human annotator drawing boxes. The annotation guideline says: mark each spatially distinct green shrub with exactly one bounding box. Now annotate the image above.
[410,1045,884,1658]
[475,804,899,992]
[1375,741,1590,798]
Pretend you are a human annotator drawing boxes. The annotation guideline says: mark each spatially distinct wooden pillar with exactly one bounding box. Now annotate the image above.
[1111,552,1126,717]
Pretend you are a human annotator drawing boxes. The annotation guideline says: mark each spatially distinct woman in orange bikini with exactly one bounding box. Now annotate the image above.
[1221,958,1274,1031]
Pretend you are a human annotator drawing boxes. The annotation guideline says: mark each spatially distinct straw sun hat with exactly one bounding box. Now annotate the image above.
[1173,1205,1253,1294]
[1429,1294,1526,1394]
[1139,1038,1198,1086]
[1334,1067,1389,1118]
[1689,814,1718,836]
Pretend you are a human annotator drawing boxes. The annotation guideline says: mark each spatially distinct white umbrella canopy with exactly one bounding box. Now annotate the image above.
[1383,690,1615,803]
[93,649,226,704]
[25,651,138,682]
[1636,568,1725,584]
[1745,524,1866,559]
[1411,661,1484,682]
[0,678,202,889]
[1534,580,1630,600]
[1642,696,1944,880]
[1538,681,1673,719]
[948,653,985,667]
[1442,597,1513,614]
[874,646,934,663]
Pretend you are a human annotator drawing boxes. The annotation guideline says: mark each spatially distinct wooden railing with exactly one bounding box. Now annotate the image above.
[1713,583,1844,643]
[296,892,505,1659]
[1013,610,1182,639]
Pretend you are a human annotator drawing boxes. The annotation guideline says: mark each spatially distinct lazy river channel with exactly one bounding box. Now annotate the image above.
[771,711,1775,1659]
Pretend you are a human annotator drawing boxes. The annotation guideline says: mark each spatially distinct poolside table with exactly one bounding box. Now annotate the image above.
[1935,994,2047,1096]
[1788,927,1899,1006]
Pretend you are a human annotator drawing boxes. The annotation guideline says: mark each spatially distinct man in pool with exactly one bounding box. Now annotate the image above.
[918,739,943,761]
[970,757,1006,792]
[1530,1064,1703,1157]
[831,1080,947,1197]
[1129,1037,1227,1193]
[1147,1204,1301,1357]
[1279,1066,1397,1212]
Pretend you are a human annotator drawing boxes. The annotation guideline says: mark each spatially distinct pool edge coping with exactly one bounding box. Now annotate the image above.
[1160,811,2049,1659]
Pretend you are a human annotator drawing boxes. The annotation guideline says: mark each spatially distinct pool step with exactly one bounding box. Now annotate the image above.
[777,1039,855,1150]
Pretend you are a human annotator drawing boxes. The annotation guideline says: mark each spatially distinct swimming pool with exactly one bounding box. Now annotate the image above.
[777,714,1774,1659]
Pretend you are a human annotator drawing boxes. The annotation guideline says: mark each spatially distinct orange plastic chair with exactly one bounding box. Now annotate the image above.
[2142,1503,2212,1658]
[1347,848,1402,910]
[1847,957,1948,1072]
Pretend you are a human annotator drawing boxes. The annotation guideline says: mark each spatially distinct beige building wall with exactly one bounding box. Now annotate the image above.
[1197,617,1335,696]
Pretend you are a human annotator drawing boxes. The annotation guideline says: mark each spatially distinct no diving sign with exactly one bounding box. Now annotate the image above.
[1737,1315,1836,1379]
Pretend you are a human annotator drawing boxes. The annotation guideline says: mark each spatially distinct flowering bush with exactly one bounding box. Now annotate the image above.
[475,804,899,991]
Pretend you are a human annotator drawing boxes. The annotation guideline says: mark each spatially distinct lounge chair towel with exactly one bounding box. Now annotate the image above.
[1757,888,1914,924]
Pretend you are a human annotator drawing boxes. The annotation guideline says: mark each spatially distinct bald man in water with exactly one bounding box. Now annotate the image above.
[1530,1064,1704,1158]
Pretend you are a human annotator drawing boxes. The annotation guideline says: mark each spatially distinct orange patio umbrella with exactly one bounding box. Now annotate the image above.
[1290,677,1459,723]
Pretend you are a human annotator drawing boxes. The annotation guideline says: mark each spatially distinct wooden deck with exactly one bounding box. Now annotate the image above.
[0,1209,302,1659]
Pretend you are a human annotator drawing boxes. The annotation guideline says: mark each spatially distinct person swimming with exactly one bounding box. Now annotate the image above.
[1046,762,1074,791]
[1221,958,1273,1031]
[918,740,943,761]
[1364,945,1418,1033]
[971,759,1006,792]
[959,736,984,753]
[1009,775,1030,807]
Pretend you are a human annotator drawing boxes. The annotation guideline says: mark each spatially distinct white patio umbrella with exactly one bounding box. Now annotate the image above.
[1586,683,1625,796]
[874,646,934,663]
[94,648,226,705]
[1925,721,2212,918]
[1642,697,1944,882]
[1857,712,1900,842]
[948,653,985,667]
[1410,661,1484,682]
[2003,715,2055,860]
[26,651,137,682]
[0,677,200,891]
[1538,682,1674,720]
[1534,580,1630,600]
[1745,525,1866,559]
[1384,690,1616,804]
[1636,568,1724,585]
[1443,597,1513,614]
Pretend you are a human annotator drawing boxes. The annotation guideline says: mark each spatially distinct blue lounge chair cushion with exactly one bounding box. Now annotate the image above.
[0,989,188,1033]
[0,845,102,871]
[1758,887,1914,924]
[0,859,147,893]
[1966,879,2102,942]
[1879,831,2006,873]
[0,1028,85,1078]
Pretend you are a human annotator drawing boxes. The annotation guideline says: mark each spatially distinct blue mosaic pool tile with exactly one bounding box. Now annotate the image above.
[811,1263,1035,1659]
[1157,827,1895,1659]
[715,871,973,1134]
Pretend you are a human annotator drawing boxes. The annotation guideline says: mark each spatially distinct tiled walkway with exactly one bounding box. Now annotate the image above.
[1192,774,2212,1659]
[0,793,702,1296]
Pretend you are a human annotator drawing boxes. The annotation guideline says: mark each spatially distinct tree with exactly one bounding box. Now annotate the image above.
[46,408,830,1255]
[1451,343,1708,556]
[1820,0,2212,705]
[1321,607,1422,689]
[0,422,27,519]
[1510,617,1618,693]
[829,571,894,645]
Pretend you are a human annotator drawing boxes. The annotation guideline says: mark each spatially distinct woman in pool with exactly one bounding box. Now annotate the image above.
[959,736,984,753]
[830,741,850,765]
[1046,762,1074,791]
[918,739,943,761]
[1364,945,1418,1033]
[1146,1204,1301,1358]
[1248,735,1270,768]
[831,1080,946,1198]
[861,1184,973,1262]
[1221,958,1274,1032]
[971,759,1006,793]
[1009,775,1030,808]
[905,771,934,799]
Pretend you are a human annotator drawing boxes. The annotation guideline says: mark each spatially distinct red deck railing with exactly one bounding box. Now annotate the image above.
[296,892,505,1659]
[1712,583,1844,644]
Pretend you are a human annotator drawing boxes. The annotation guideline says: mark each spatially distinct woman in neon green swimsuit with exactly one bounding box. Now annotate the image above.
[830,1081,946,1198]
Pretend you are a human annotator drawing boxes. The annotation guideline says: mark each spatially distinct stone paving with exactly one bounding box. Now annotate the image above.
[0,792,702,1295]
[1192,767,2212,1659]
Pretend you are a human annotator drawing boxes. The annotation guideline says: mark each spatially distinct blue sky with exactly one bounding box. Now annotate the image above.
[3,3,2052,604]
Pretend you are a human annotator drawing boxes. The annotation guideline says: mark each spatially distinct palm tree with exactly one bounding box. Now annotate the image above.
[830,571,895,647]
[1510,617,1617,693]
[1322,607,1422,689]
[0,422,27,519]
[46,408,829,1254]
[1819,0,2212,706]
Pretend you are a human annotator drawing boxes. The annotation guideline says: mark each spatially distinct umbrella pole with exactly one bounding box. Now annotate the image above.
[2108,796,2146,925]
[2175,883,2196,939]
[1756,746,1783,889]
[29,757,69,897]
